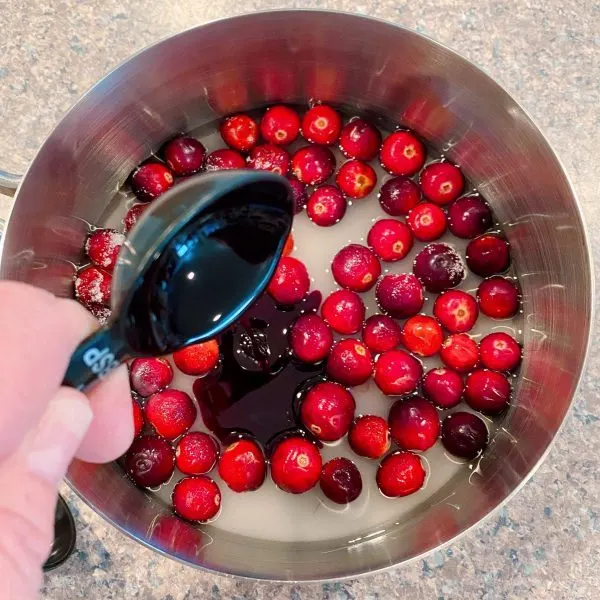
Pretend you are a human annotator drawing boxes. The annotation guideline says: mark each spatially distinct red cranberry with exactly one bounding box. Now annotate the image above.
[339,118,382,160]
[389,396,441,451]
[86,229,124,271]
[306,185,347,226]
[336,160,377,199]
[422,367,463,409]
[220,114,259,152]
[375,273,424,319]
[290,314,333,363]
[448,195,493,239]
[401,315,443,357]
[407,203,447,242]
[376,451,426,497]
[270,436,322,494]
[132,400,144,437]
[379,131,426,176]
[466,234,510,277]
[331,244,381,292]
[218,438,266,492]
[440,334,479,373]
[301,381,356,442]
[320,457,363,504]
[260,105,301,145]
[326,339,373,387]
[413,243,465,293]
[162,136,206,176]
[374,349,423,396]
[267,256,310,305]
[283,233,294,256]
[205,148,246,171]
[379,176,421,216]
[301,105,342,145]
[291,145,336,185]
[131,162,174,202]
[477,276,520,319]
[123,203,149,233]
[287,176,308,213]
[247,144,290,175]
[362,314,403,354]
[367,219,414,262]
[419,162,464,205]
[321,289,366,335]
[441,412,488,459]
[348,415,391,459]
[87,303,111,325]
[173,340,220,376]
[433,290,479,333]
[74,266,112,307]
[145,389,197,440]
[125,435,175,487]
[480,332,522,371]
[465,369,511,414]
[176,432,219,475]
[130,357,173,397]
[172,476,221,522]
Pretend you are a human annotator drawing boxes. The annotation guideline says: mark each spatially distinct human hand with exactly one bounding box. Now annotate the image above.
[0,282,133,599]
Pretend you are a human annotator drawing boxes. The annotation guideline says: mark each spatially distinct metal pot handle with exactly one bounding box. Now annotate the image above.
[0,169,21,198]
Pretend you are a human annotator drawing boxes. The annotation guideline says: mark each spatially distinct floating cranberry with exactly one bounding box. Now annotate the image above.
[413,243,465,293]
[290,314,333,363]
[125,435,175,488]
[220,114,259,152]
[348,415,391,459]
[378,176,421,216]
[442,412,488,459]
[173,340,220,376]
[267,256,310,305]
[130,357,173,397]
[448,195,493,239]
[480,332,522,371]
[270,436,322,494]
[306,185,347,226]
[367,219,414,262]
[145,389,197,440]
[131,162,174,202]
[440,334,479,373]
[465,369,511,414]
[291,145,336,185]
[86,229,124,271]
[260,105,301,145]
[477,276,520,319]
[326,339,373,387]
[466,234,510,277]
[176,432,219,475]
[331,244,381,292]
[320,457,363,504]
[74,266,112,307]
[419,162,464,205]
[375,273,424,319]
[301,105,342,145]
[247,143,290,175]
[401,314,443,357]
[407,203,447,242]
[123,203,150,233]
[336,160,377,199]
[205,148,246,171]
[172,476,221,522]
[162,136,206,176]
[422,367,463,408]
[218,438,266,492]
[287,176,308,213]
[374,349,423,396]
[389,396,441,451]
[339,118,382,160]
[433,290,479,333]
[88,303,111,325]
[132,400,144,437]
[321,289,365,335]
[362,314,403,354]
[379,131,426,176]
[376,451,426,497]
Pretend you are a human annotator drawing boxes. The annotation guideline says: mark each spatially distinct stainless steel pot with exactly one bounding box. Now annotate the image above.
[0,10,592,581]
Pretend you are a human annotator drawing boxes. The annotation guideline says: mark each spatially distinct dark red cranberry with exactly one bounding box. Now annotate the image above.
[348,415,391,459]
[290,314,333,363]
[145,389,197,440]
[419,162,464,205]
[173,340,220,376]
[376,451,426,497]
[321,289,365,335]
[331,244,381,292]
[401,315,443,357]
[389,396,441,451]
[465,369,511,414]
[87,303,111,325]
[220,114,259,152]
[339,118,382,160]
[270,436,322,494]
[477,276,520,319]
[218,438,266,492]
[441,412,488,459]
[132,400,144,437]
[267,256,310,305]
[440,334,479,373]
[480,332,522,371]
[130,357,173,397]
[247,143,290,175]
[162,136,206,176]
[379,131,426,176]
[291,145,336,185]
[448,195,492,239]
[374,349,423,396]
[407,203,447,242]
[378,176,421,216]
[466,234,510,277]
[205,148,246,171]
[287,176,308,213]
[176,432,219,475]
[131,162,174,202]
[320,457,363,504]
[375,273,424,319]
[336,160,377,199]
[306,185,347,226]
[301,381,356,442]
[125,435,175,487]
[260,105,301,145]
[123,203,150,233]
[433,290,479,333]
[362,314,403,354]
[413,243,465,293]
[86,229,124,271]
[326,339,373,387]
[422,367,463,408]
[367,219,414,262]
[172,476,221,522]
[301,105,342,145]
[74,266,112,307]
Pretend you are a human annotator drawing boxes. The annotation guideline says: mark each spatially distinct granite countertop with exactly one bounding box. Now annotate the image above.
[0,1,598,598]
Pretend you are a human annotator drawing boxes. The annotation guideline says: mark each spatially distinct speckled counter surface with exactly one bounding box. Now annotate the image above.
[0,1,598,598]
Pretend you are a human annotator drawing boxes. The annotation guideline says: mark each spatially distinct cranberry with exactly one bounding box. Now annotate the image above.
[291,146,336,185]
[320,457,363,504]
[379,131,426,176]
[440,334,479,373]
[132,399,144,437]
[125,435,175,487]
[321,289,366,335]
[401,315,443,357]
[389,396,441,451]
[88,303,111,325]
[287,176,308,213]
[130,357,173,396]
[270,436,322,494]
[433,290,479,333]
[218,438,266,492]
[290,314,333,363]
[267,256,310,305]
[339,118,382,160]
[441,412,488,459]
[374,349,423,396]
[465,369,511,414]
[220,114,259,152]
[162,136,206,176]
[283,233,294,256]
[348,415,391,459]
[144,389,197,440]
[448,195,492,239]
[123,203,149,233]
[422,367,463,408]
[480,332,522,371]
[419,162,464,205]
[362,314,403,354]
[379,176,421,216]
[326,339,374,386]
[247,144,290,175]
[413,243,465,293]
[131,162,174,202]
[260,105,301,145]
[86,229,124,271]
[205,148,246,171]
[407,203,447,242]
[301,105,342,145]
[301,381,356,441]
[367,219,414,262]
[336,160,377,199]
[477,276,520,319]
[173,340,220,376]
[376,451,426,498]
[306,185,347,226]
[375,273,424,319]
[74,266,112,307]
[331,244,381,292]
[172,476,221,522]
[176,432,219,475]
[466,234,510,277]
